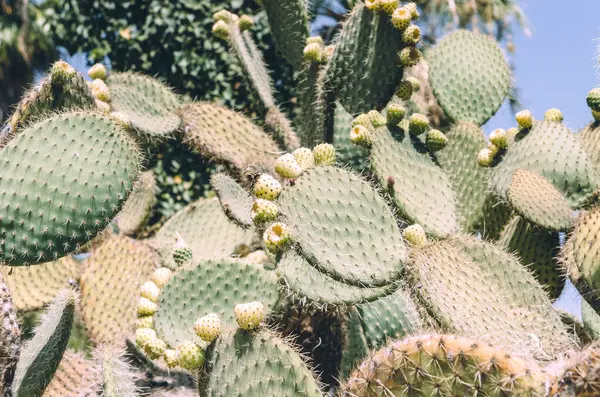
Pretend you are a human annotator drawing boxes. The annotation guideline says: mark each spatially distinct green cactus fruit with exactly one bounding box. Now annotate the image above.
[163,349,179,368]
[251,199,278,223]
[477,147,495,167]
[150,197,255,269]
[106,72,182,141]
[252,174,282,201]
[138,297,158,316]
[302,42,325,63]
[261,0,309,68]
[12,288,76,397]
[292,148,315,170]
[408,235,573,360]
[88,63,108,80]
[234,301,265,330]
[0,111,141,266]
[211,172,253,228]
[203,329,322,397]
[181,102,279,173]
[350,125,373,147]
[153,259,279,347]
[398,46,421,67]
[544,108,564,122]
[212,20,230,40]
[237,15,253,31]
[489,128,508,149]
[151,268,173,289]
[380,0,398,14]
[90,79,111,102]
[364,0,381,11]
[274,153,304,179]
[213,10,235,23]
[408,113,429,135]
[343,334,548,397]
[551,341,600,397]
[385,103,406,125]
[194,313,221,343]
[395,80,413,101]
[0,272,20,396]
[582,300,600,339]
[391,6,412,30]
[114,171,156,236]
[587,88,600,111]
[43,350,100,397]
[352,111,385,129]
[80,235,159,347]
[312,143,336,165]
[175,342,205,370]
[425,129,448,151]
[135,316,154,330]
[277,166,406,286]
[429,30,510,125]
[402,224,427,247]
[404,2,419,19]
[263,222,291,252]
[135,328,157,350]
[144,337,167,359]
[1,256,81,312]
[402,25,421,45]
[516,109,534,129]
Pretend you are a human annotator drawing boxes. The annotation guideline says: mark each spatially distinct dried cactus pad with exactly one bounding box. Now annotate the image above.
[203,329,321,397]
[277,166,406,287]
[43,351,100,397]
[428,30,510,125]
[0,112,141,265]
[107,72,182,140]
[154,259,280,347]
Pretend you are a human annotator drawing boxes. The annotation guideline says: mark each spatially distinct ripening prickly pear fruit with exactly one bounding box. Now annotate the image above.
[88,63,107,81]
[140,281,161,302]
[91,79,111,102]
[238,15,253,31]
[213,9,234,23]
[164,349,179,368]
[234,301,265,330]
[212,20,230,40]
[380,0,399,14]
[395,80,413,101]
[313,143,336,166]
[275,153,303,179]
[145,337,167,359]
[194,313,222,343]
[402,224,427,247]
[515,109,533,129]
[293,148,315,169]
[307,36,324,45]
[365,0,381,11]
[402,25,421,45]
[136,316,154,330]
[135,328,157,349]
[251,199,279,223]
[173,233,193,267]
[303,42,325,63]
[350,125,373,147]
[489,128,508,149]
[386,104,406,126]
[408,113,429,135]
[138,297,158,316]
[95,99,110,114]
[399,47,421,67]
[391,6,412,30]
[587,88,600,111]
[253,174,282,200]
[426,129,448,151]
[404,2,419,19]
[176,341,205,370]
[151,267,173,289]
[263,222,290,252]
[544,108,563,122]
[477,148,494,167]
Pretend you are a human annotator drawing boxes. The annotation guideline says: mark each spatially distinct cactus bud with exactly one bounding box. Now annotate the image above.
[402,224,427,247]
[140,281,161,302]
[515,109,533,129]
[50,60,76,83]
[408,113,429,136]
[151,267,173,289]
[406,76,421,92]
[194,313,222,343]
[263,222,290,252]
[234,301,265,330]
[275,153,303,179]
[137,297,158,316]
[386,104,406,126]
[176,342,205,370]
[350,125,373,147]
[303,42,325,62]
[380,0,399,14]
[399,47,421,67]
[144,337,167,359]
[253,174,282,200]
[391,6,412,30]
[164,349,179,368]
[90,79,111,102]
[88,63,108,80]
[426,129,448,151]
[402,25,421,45]
[544,108,563,122]
[477,148,494,167]
[365,0,381,11]
[395,80,413,101]
[586,88,600,111]
[251,199,279,223]
[212,20,230,40]
[312,143,336,166]
[292,148,315,170]
[135,328,157,349]
[173,233,193,267]
[213,9,234,23]
[489,128,508,149]
[238,15,253,31]
[95,99,111,114]
[404,2,419,19]
[136,316,154,330]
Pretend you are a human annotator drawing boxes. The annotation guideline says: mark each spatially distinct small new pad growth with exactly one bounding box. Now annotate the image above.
[234,301,265,330]
[402,224,427,247]
[253,174,282,201]
[426,129,448,151]
[275,153,303,178]
[544,108,563,122]
[516,109,533,129]
[263,222,291,252]
[292,148,315,170]
[173,234,193,267]
[176,341,205,370]
[151,267,173,289]
[251,199,279,223]
[194,313,222,343]
[88,63,108,80]
[313,143,336,165]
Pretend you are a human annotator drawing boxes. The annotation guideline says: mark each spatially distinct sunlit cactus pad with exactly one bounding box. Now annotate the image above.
[114,170,156,235]
[0,111,141,265]
[43,351,100,397]
[211,172,253,228]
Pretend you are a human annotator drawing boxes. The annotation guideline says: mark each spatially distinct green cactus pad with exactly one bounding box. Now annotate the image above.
[277,166,406,286]
[150,197,255,270]
[80,235,159,346]
[12,289,76,397]
[295,62,322,146]
[203,329,322,397]
[339,308,369,379]
[506,169,574,230]
[107,72,182,140]
[498,216,564,300]
[0,271,20,396]
[428,30,510,125]
[0,112,141,266]
[1,257,81,312]
[434,122,490,232]
[114,171,156,236]
[277,251,394,306]
[262,0,309,68]
[491,121,597,209]
[211,173,253,228]
[370,126,459,236]
[582,299,600,340]
[328,3,407,114]
[578,121,600,172]
[564,208,600,298]
[333,102,369,171]
[408,235,573,360]
[181,102,280,173]
[43,351,100,397]
[154,259,280,347]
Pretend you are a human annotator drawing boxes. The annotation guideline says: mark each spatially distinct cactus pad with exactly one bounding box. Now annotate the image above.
[80,235,159,346]
[578,121,600,172]
[181,102,280,173]
[107,72,182,140]
[277,166,406,286]
[564,208,600,298]
[0,111,141,265]
[114,171,156,235]
[43,351,100,397]
[150,197,255,269]
[154,259,280,347]
[582,299,600,340]
[0,271,20,396]
[370,126,459,236]
[211,173,253,228]
[262,0,309,68]
[333,102,369,171]
[428,30,510,125]
[203,329,322,397]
